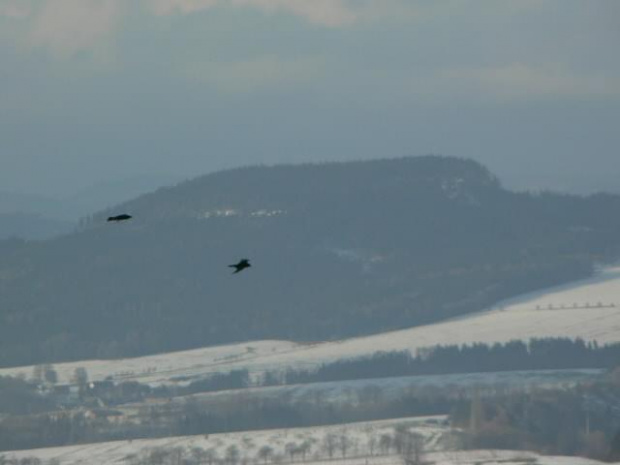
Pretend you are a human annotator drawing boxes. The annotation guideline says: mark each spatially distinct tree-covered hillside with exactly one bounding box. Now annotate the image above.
[1,156,620,367]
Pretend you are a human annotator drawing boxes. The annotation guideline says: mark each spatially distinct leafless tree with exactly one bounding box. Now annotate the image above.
[379,433,393,455]
[401,432,425,465]
[43,365,58,385]
[257,446,274,464]
[367,435,378,456]
[72,367,89,394]
[338,433,351,458]
[225,445,240,465]
[323,433,337,459]
[297,441,312,462]
[285,442,299,462]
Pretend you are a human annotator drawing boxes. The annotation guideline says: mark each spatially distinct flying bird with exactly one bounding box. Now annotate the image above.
[107,214,133,223]
[229,259,251,274]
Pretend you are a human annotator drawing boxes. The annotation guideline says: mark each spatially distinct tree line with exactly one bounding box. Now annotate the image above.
[128,338,620,400]
[270,338,619,386]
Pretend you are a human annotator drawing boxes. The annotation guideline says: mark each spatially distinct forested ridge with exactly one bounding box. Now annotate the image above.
[1,156,620,367]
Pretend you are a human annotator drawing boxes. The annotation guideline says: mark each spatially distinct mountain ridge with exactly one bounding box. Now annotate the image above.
[1,155,619,367]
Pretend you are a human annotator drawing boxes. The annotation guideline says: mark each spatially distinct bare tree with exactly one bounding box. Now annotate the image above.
[323,433,337,459]
[338,433,350,458]
[43,365,58,385]
[257,446,274,464]
[297,441,312,462]
[225,445,240,465]
[401,432,425,465]
[365,432,378,456]
[379,434,392,455]
[72,367,89,388]
[285,442,299,462]
[394,426,406,454]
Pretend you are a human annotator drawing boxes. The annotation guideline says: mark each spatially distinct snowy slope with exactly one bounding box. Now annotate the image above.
[2,416,449,464]
[7,416,605,465]
[2,429,611,465]
[2,266,620,385]
[254,271,620,372]
[0,340,300,386]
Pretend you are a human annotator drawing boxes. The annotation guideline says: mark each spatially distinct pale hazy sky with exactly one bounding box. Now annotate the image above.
[1,0,619,196]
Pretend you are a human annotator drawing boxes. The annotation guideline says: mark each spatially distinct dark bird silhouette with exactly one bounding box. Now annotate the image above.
[107,214,132,222]
[229,259,251,274]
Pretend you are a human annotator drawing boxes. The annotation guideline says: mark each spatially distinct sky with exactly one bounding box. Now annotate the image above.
[0,0,619,197]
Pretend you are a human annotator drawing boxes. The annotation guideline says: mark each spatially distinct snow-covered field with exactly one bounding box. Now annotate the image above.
[3,449,609,465]
[2,417,610,465]
[254,271,620,373]
[0,340,301,386]
[2,416,450,464]
[2,266,620,386]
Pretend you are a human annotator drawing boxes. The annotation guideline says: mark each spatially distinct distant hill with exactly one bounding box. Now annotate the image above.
[67,174,183,220]
[0,191,74,239]
[0,212,74,240]
[0,176,180,240]
[1,156,620,367]
[0,191,60,216]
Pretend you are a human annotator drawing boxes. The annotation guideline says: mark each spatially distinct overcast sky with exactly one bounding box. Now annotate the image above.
[1,0,619,196]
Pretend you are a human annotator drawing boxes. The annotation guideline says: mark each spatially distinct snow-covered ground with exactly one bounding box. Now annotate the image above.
[3,266,620,386]
[2,416,449,464]
[1,417,610,465]
[3,449,609,465]
[254,268,620,373]
[0,340,300,386]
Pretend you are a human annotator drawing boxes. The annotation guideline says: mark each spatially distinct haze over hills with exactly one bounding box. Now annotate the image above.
[67,174,183,220]
[0,175,181,240]
[0,191,73,240]
[505,171,620,196]
[2,156,620,368]
[0,212,74,241]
